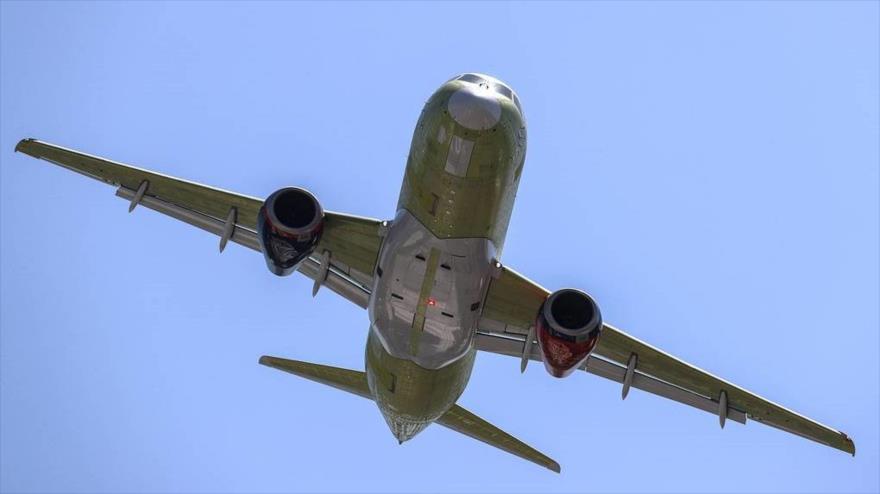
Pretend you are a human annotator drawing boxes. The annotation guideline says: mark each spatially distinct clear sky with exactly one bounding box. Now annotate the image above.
[1,1,877,492]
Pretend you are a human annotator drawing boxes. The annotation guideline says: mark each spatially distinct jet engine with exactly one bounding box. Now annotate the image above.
[536,288,603,378]
[257,187,324,276]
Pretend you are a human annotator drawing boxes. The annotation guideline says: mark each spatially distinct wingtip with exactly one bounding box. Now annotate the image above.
[548,461,561,474]
[844,434,856,457]
[14,138,35,153]
[258,355,273,366]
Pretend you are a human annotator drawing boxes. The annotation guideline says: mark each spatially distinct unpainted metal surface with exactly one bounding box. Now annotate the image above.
[369,210,493,369]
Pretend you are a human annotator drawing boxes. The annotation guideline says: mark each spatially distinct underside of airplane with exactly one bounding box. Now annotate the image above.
[14,73,854,473]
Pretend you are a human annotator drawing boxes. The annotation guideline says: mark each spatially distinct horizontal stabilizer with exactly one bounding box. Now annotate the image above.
[259,355,560,472]
[258,356,372,399]
[438,404,560,473]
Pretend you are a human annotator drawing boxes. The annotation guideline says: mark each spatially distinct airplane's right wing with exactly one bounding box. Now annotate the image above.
[475,265,856,455]
[15,139,384,308]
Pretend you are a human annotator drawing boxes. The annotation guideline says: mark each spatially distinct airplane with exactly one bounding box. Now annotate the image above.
[14,73,855,473]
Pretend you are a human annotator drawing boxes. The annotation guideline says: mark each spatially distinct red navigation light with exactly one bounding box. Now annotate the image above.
[427,297,437,306]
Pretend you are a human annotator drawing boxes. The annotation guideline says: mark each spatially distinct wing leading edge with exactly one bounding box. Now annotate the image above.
[477,265,855,456]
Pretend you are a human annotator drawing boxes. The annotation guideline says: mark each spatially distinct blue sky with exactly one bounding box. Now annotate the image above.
[1,2,877,492]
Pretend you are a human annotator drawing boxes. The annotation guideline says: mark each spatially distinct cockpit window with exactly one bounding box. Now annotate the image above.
[512,92,523,114]
[457,73,485,84]
[495,84,512,99]
[455,74,519,110]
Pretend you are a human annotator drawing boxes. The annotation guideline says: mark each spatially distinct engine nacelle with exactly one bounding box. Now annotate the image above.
[536,288,603,378]
[257,187,324,276]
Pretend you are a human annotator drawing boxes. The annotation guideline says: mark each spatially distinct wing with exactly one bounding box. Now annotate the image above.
[476,265,856,455]
[15,138,383,308]
[259,355,560,472]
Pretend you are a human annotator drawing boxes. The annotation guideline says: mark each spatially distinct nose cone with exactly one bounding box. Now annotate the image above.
[446,73,522,130]
[447,82,503,131]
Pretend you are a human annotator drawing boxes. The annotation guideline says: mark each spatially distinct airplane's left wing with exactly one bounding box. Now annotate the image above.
[15,138,383,308]
[476,264,856,455]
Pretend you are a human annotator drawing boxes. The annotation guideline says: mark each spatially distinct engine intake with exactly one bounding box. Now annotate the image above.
[257,187,324,276]
[536,288,603,378]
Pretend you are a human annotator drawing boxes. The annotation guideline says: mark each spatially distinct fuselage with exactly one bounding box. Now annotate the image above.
[366,74,526,442]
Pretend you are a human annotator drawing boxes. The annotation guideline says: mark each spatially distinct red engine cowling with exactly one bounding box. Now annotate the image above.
[536,288,603,378]
[257,187,324,276]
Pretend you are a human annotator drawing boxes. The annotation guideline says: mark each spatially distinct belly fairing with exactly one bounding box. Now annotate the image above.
[368,210,494,370]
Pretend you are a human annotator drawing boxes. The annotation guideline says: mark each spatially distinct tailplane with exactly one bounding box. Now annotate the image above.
[259,355,560,473]
[258,356,372,399]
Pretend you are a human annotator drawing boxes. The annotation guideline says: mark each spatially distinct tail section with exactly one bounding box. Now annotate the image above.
[259,355,559,473]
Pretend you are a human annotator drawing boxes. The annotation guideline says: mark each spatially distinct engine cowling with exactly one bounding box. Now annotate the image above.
[536,288,603,378]
[257,187,324,276]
